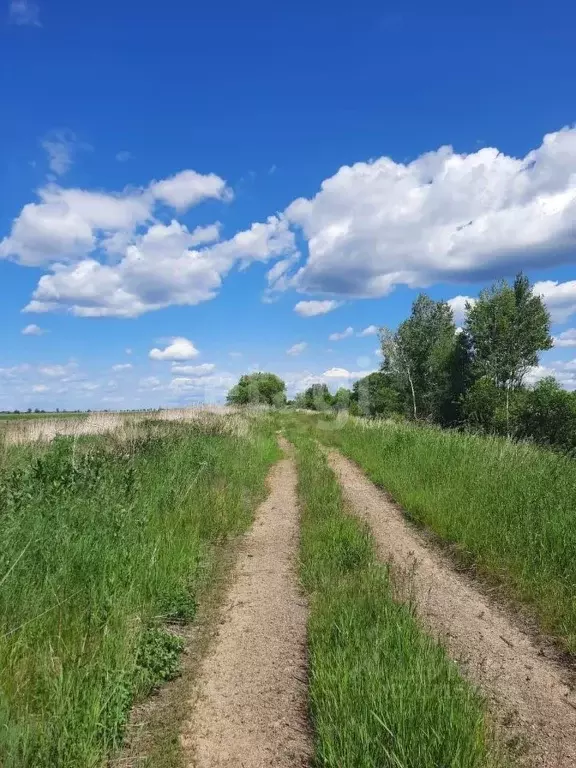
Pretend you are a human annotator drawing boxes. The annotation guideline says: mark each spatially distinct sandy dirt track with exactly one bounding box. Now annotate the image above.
[182,444,311,767]
[329,450,576,768]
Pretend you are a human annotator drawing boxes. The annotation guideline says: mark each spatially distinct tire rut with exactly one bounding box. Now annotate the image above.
[182,444,311,767]
[328,449,576,768]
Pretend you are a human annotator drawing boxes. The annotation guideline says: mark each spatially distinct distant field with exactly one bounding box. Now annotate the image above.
[0,411,87,420]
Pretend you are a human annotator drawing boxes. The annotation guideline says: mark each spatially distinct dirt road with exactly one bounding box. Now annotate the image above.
[329,450,576,768]
[182,446,311,767]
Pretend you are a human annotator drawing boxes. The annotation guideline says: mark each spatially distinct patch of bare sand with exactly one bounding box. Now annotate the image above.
[182,443,311,767]
[329,450,576,768]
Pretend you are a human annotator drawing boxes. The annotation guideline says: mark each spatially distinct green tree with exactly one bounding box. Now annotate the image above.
[226,372,286,407]
[333,387,352,411]
[381,294,456,420]
[351,372,400,418]
[516,377,576,453]
[303,383,334,411]
[461,377,508,433]
[442,330,475,426]
[292,391,308,409]
[465,273,552,431]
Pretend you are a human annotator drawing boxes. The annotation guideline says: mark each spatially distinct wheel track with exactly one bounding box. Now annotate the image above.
[182,442,311,767]
[328,448,576,768]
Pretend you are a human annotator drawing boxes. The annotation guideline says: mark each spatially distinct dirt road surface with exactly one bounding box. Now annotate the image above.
[182,446,311,767]
[329,450,576,768]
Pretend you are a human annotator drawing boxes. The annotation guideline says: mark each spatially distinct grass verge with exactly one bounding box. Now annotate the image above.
[314,414,576,652]
[283,415,499,768]
[0,414,278,767]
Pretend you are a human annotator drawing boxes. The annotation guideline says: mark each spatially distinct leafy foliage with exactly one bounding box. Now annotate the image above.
[515,378,576,454]
[135,628,184,696]
[351,372,399,417]
[255,272,564,452]
[381,294,456,420]
[226,372,286,406]
[465,273,552,390]
[303,383,334,410]
[333,387,352,412]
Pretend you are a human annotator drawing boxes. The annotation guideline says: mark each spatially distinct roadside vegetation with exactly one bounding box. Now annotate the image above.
[313,413,576,652]
[223,273,576,653]
[269,273,576,457]
[0,412,278,767]
[283,415,499,768]
[227,274,576,457]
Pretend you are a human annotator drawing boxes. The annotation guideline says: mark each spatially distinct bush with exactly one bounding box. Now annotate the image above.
[516,377,576,454]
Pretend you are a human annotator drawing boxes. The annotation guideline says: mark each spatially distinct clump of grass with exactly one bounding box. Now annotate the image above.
[284,417,497,768]
[318,415,576,652]
[0,417,278,767]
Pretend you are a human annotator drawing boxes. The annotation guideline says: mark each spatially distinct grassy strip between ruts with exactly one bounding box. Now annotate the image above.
[313,414,576,654]
[0,413,279,767]
[283,415,500,768]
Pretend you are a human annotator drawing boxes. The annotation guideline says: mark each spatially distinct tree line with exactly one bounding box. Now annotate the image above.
[227,273,576,454]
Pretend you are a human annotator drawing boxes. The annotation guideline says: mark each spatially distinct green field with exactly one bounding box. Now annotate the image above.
[283,414,498,767]
[0,413,277,767]
[5,407,575,766]
[312,413,576,652]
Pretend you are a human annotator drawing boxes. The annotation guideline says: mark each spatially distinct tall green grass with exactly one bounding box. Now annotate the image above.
[0,417,277,767]
[284,416,497,768]
[318,415,576,652]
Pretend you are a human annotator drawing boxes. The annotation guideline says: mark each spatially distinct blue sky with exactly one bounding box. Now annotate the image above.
[2,0,576,410]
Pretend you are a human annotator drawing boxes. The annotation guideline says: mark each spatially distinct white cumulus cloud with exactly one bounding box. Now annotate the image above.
[22,323,45,335]
[149,337,199,361]
[21,215,295,317]
[322,367,375,379]
[357,325,378,337]
[171,363,215,375]
[526,360,576,390]
[111,363,133,371]
[294,300,341,317]
[285,127,576,298]
[534,280,576,323]
[329,326,354,341]
[1,185,151,267]
[552,329,576,348]
[1,167,232,271]
[38,362,78,377]
[150,169,231,211]
[287,342,307,356]
[285,366,376,396]
[447,295,476,325]
[8,126,576,321]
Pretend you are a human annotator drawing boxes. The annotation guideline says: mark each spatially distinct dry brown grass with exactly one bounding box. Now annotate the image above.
[0,406,249,445]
